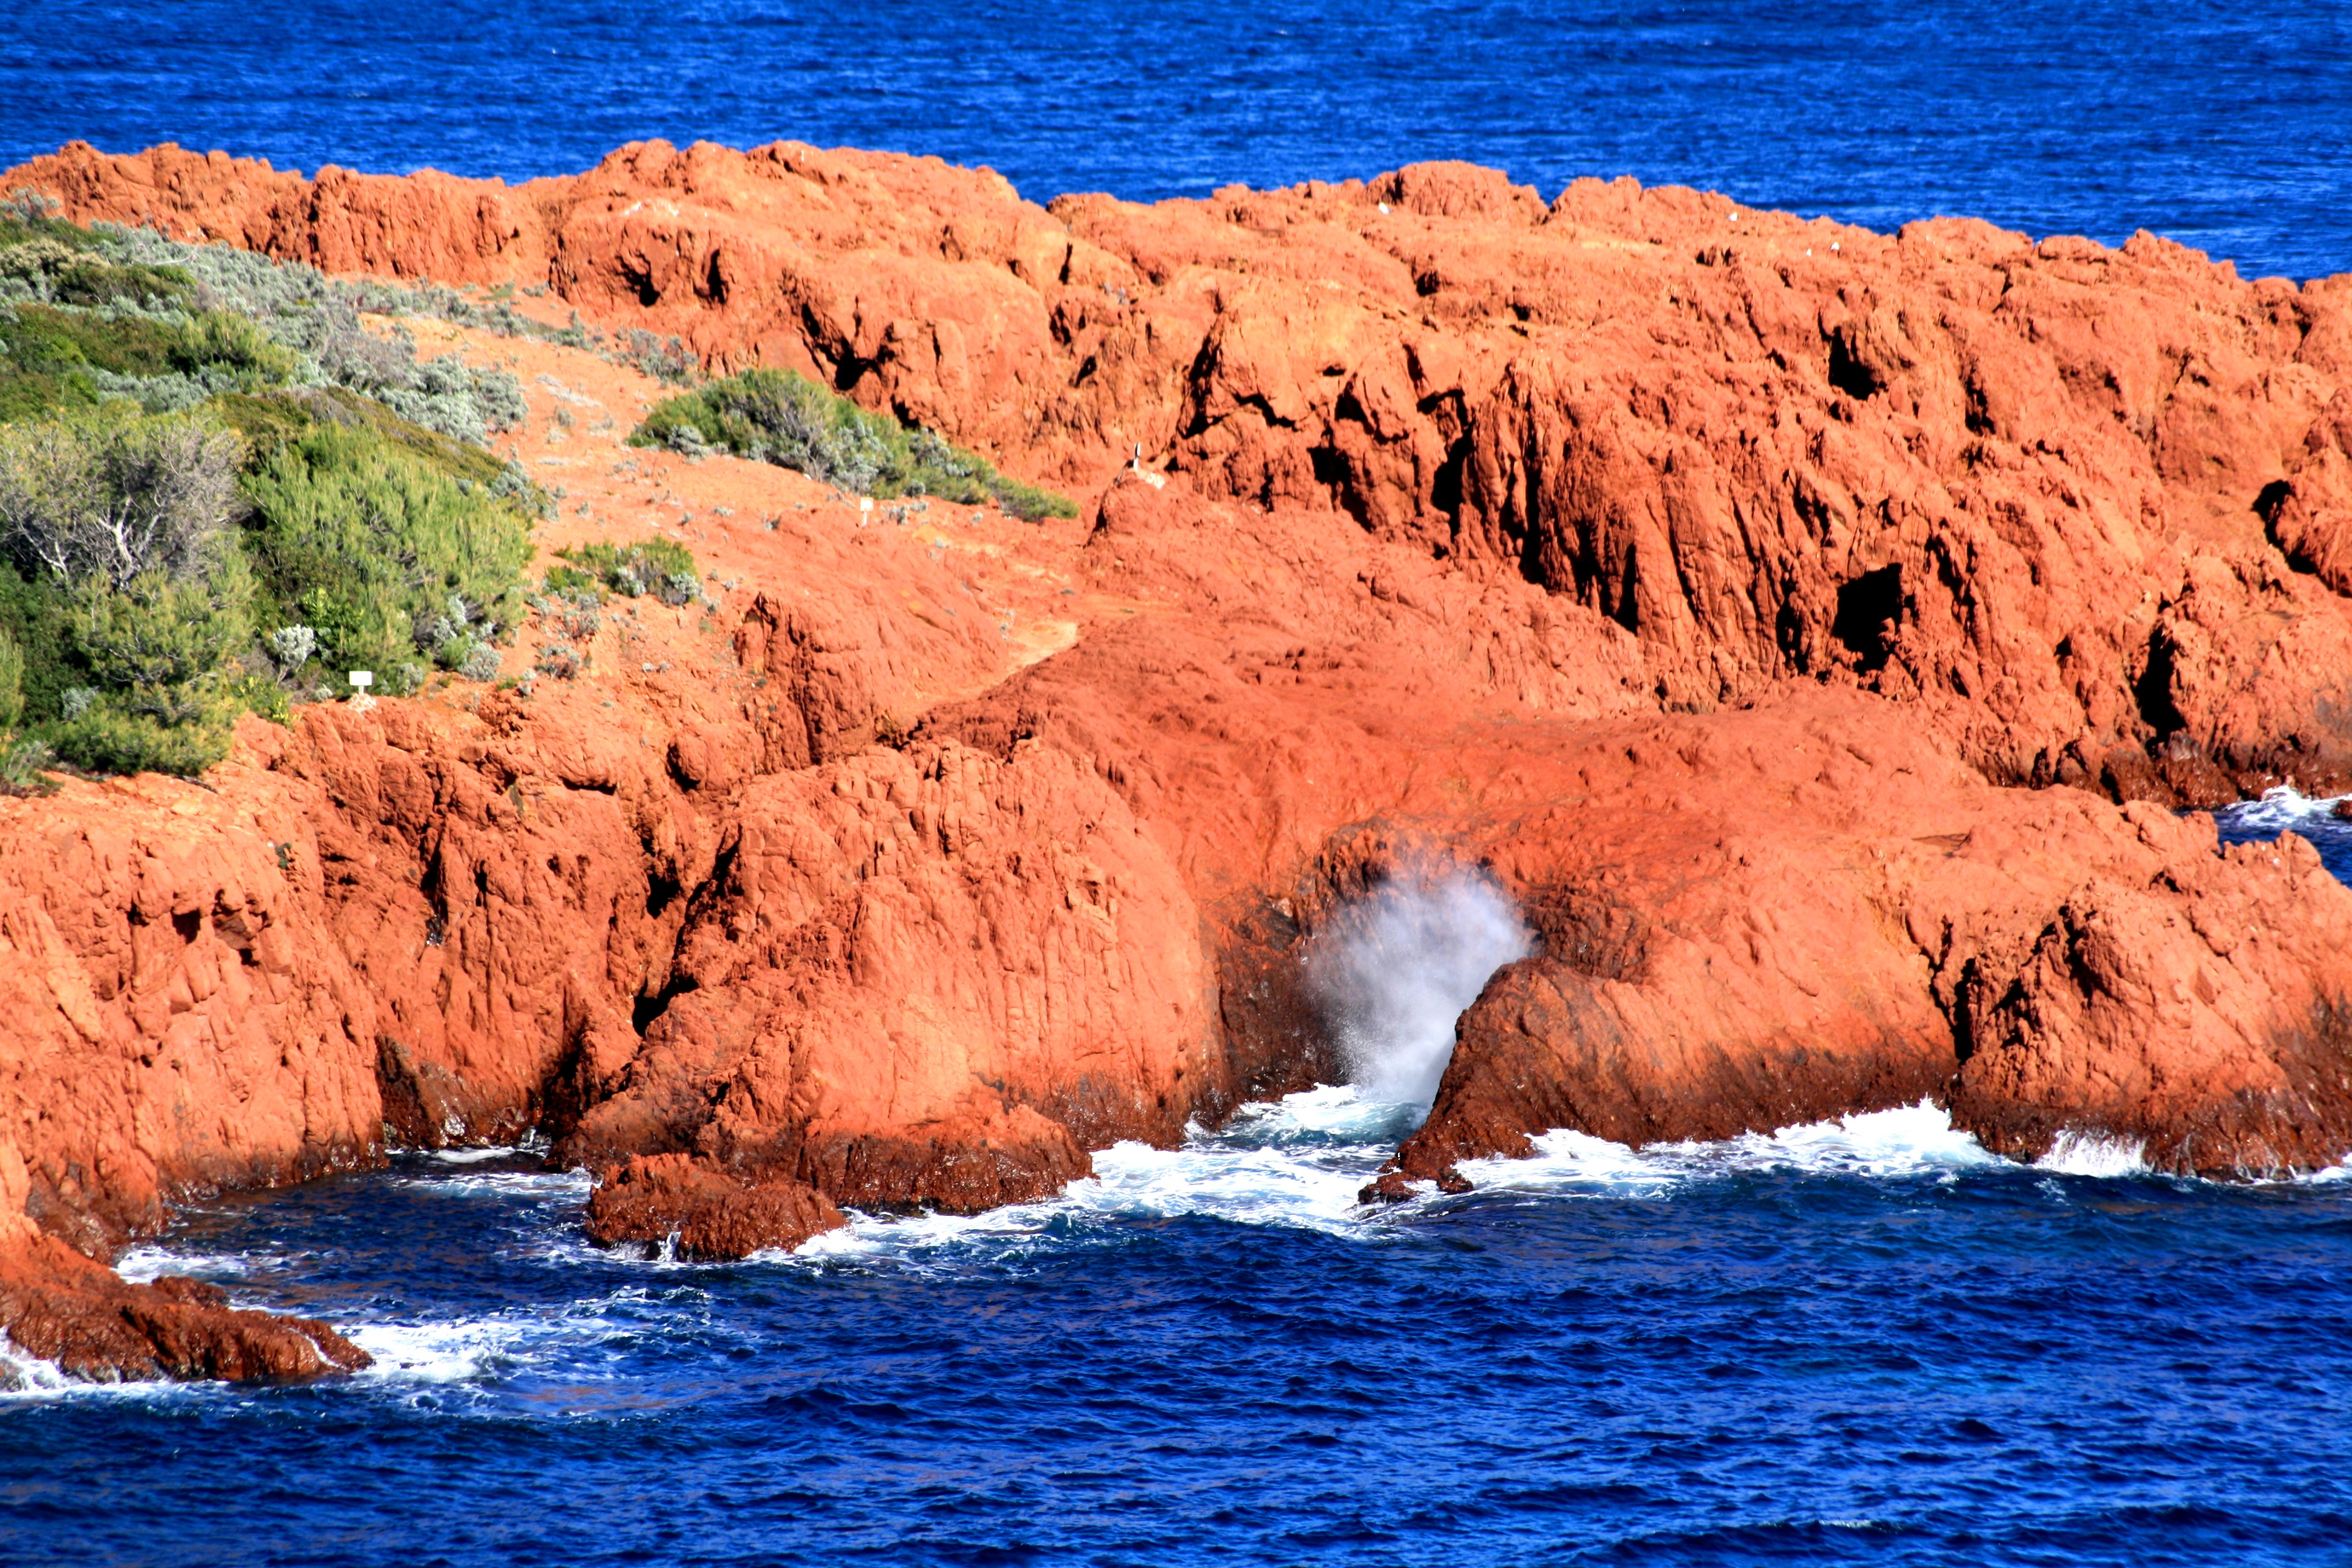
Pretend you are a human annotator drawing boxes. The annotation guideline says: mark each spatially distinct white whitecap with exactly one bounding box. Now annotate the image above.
[2212,785,2345,828]
[1460,1099,2002,1194]
[345,1318,535,1383]
[403,1168,594,1201]
[2035,1129,2149,1178]
[114,1246,255,1284]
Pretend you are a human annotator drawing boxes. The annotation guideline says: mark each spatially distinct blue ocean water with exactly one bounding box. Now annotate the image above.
[10,1091,2352,1567]
[2,2,2350,282]
[7,12,2352,1563]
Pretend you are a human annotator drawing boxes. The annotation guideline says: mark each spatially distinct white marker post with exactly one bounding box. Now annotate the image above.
[348,670,375,713]
[858,496,873,528]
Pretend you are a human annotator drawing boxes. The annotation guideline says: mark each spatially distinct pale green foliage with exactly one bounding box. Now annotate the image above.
[71,554,253,722]
[631,368,1078,521]
[0,407,245,589]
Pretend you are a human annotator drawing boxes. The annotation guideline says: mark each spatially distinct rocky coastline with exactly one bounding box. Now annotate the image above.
[4,137,2351,1380]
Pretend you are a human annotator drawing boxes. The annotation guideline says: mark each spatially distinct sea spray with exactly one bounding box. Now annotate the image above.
[1304,860,1532,1110]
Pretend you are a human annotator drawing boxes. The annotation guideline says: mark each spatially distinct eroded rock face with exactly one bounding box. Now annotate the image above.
[4,140,2352,1379]
[25,137,2352,796]
[0,741,382,1254]
[1371,699,2352,1185]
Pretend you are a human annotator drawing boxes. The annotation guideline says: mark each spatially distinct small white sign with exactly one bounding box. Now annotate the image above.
[349,671,374,689]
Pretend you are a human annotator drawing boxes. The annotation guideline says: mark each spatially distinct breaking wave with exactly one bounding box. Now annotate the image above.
[2212,785,2352,883]
[2035,1129,2151,1178]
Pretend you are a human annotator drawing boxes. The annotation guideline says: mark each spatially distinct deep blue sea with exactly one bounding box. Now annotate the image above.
[2,2,2350,282]
[6,11,2352,1563]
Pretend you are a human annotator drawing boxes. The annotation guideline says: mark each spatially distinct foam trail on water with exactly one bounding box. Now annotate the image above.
[1305,860,1532,1109]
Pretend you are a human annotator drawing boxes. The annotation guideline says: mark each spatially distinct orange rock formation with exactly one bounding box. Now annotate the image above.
[5,137,2351,1377]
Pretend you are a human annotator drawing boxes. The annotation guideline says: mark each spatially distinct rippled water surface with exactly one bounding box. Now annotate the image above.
[8,1082,2352,1566]
[2,2,2350,280]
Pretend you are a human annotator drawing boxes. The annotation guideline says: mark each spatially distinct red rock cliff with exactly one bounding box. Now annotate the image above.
[4,139,2352,1377]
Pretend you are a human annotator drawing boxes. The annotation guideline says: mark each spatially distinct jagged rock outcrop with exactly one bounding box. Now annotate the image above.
[25,136,2352,798]
[583,1153,842,1263]
[5,139,2352,1377]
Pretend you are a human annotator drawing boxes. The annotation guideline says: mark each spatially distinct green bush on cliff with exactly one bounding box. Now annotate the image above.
[629,367,1077,521]
[0,204,530,445]
[0,405,247,589]
[240,422,535,682]
[45,558,253,773]
[0,302,305,422]
[44,694,238,776]
[0,207,542,776]
[0,406,256,774]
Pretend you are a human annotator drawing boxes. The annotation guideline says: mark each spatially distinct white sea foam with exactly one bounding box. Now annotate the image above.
[1305,860,1531,1108]
[114,1246,256,1285]
[792,1096,2043,1270]
[2035,1129,2150,1178]
[402,1168,594,1201]
[1459,1098,2003,1196]
[0,1334,76,1397]
[792,1086,1413,1264]
[2210,785,2348,833]
[347,1318,534,1383]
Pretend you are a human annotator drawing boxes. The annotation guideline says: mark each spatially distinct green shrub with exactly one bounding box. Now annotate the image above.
[240,422,533,679]
[550,539,699,602]
[0,622,21,731]
[99,228,532,445]
[0,567,80,723]
[0,206,555,775]
[210,385,510,487]
[0,211,528,444]
[45,694,234,777]
[0,734,56,791]
[0,303,304,418]
[630,367,1077,521]
[0,237,192,311]
[71,556,253,722]
[0,405,246,589]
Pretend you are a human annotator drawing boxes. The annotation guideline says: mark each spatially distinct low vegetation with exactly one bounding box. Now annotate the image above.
[0,194,547,779]
[630,367,1076,521]
[546,539,701,604]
